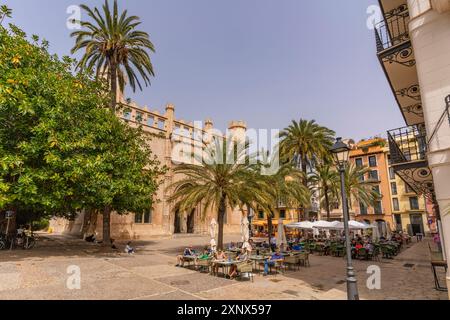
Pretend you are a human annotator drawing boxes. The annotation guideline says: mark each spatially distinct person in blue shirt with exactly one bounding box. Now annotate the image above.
[227,242,236,250]
[176,246,195,267]
[263,249,284,276]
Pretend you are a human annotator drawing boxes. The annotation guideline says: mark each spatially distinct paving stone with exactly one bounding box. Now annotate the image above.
[0,233,447,300]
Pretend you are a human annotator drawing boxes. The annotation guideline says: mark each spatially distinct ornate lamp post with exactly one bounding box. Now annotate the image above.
[330,137,359,300]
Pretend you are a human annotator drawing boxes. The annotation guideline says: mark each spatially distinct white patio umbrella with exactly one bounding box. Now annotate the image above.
[370,222,380,241]
[277,218,287,250]
[320,220,371,230]
[209,218,217,251]
[386,222,392,239]
[285,221,314,230]
[241,214,250,250]
[312,220,341,229]
[348,220,371,230]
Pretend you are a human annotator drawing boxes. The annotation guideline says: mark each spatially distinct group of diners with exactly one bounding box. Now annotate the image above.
[175,240,302,279]
[283,230,411,260]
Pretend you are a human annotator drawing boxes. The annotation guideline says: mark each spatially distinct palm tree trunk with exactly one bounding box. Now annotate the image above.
[324,186,331,221]
[301,153,309,220]
[110,61,118,112]
[100,62,118,245]
[217,196,226,250]
[102,205,111,244]
[81,208,91,238]
[267,212,273,251]
[246,203,252,238]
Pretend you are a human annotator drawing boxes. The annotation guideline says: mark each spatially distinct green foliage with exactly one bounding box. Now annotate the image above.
[279,119,336,172]
[168,139,263,249]
[71,0,155,105]
[344,164,380,209]
[309,163,340,220]
[0,5,12,26]
[0,25,165,222]
[32,217,50,231]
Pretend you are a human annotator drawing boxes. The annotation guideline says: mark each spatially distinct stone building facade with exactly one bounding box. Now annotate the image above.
[51,101,245,239]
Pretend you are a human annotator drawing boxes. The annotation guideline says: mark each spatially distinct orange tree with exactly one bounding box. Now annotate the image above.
[0,24,164,239]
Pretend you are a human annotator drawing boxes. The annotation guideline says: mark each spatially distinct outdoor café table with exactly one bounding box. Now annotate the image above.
[250,255,269,272]
[213,260,235,278]
[182,255,197,268]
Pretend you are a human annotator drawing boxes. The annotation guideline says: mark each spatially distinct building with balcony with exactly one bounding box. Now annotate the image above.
[374,0,450,294]
[251,206,299,235]
[319,137,431,237]
[388,160,430,235]
[349,138,394,234]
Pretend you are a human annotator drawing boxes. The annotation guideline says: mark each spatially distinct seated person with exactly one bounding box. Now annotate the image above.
[355,242,363,251]
[228,249,249,279]
[85,233,96,243]
[16,225,24,238]
[227,242,236,250]
[195,248,212,265]
[176,246,195,267]
[263,249,284,276]
[364,241,374,254]
[125,241,135,254]
[242,242,253,254]
[110,238,118,250]
[212,250,228,274]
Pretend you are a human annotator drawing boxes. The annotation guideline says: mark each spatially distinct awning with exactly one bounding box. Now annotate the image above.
[286,221,314,230]
[315,220,373,230]
[252,219,295,226]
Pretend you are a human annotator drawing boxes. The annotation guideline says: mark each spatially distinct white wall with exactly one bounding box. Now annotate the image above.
[408,0,450,296]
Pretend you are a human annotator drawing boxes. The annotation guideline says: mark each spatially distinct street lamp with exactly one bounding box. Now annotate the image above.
[330,137,359,300]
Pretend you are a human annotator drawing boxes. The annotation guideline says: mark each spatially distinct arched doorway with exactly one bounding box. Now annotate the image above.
[174,210,181,234]
[186,209,195,234]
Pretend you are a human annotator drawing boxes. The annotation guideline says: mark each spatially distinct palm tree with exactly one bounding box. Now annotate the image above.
[0,5,12,26]
[279,119,335,219]
[343,164,379,215]
[255,160,310,248]
[168,139,264,250]
[71,0,155,112]
[71,0,155,243]
[309,163,340,221]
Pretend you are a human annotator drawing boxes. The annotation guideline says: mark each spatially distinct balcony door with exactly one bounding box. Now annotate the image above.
[409,214,424,235]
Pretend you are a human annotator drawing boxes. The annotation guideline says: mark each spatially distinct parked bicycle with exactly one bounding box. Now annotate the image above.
[0,230,37,250]
[15,230,37,250]
[0,233,6,250]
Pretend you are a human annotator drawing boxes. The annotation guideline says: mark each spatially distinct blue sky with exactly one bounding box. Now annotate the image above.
[3,0,402,140]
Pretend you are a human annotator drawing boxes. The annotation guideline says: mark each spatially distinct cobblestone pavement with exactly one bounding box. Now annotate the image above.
[0,233,447,300]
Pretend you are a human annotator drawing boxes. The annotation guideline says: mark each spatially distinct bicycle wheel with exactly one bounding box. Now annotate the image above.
[23,237,36,249]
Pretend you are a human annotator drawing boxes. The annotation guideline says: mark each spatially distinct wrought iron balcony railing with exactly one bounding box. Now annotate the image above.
[374,6,410,53]
[387,124,427,165]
